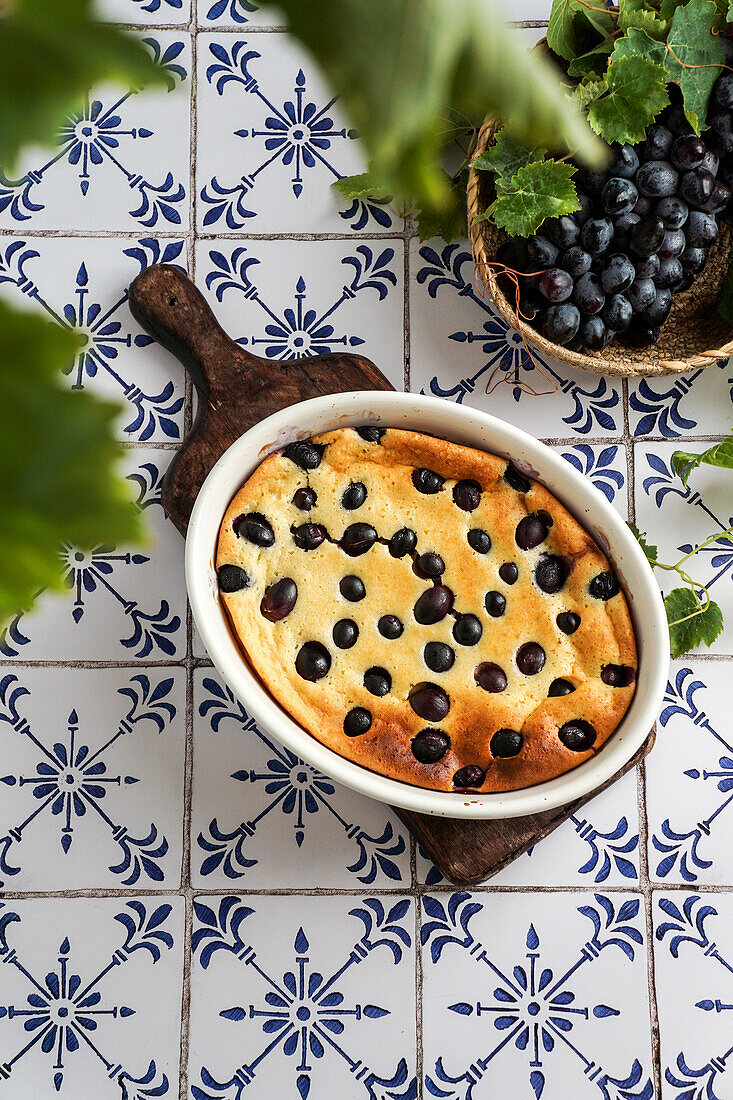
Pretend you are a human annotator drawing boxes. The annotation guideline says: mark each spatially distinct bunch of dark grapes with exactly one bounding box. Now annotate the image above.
[496,75,733,351]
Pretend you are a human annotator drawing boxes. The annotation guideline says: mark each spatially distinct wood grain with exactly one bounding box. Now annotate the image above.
[129,263,655,885]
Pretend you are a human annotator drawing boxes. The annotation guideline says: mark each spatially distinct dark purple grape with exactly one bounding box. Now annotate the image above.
[626,322,662,346]
[424,641,455,673]
[389,527,417,557]
[295,641,331,681]
[671,135,705,171]
[610,143,639,180]
[415,551,445,578]
[710,112,733,153]
[545,215,580,249]
[581,217,614,254]
[234,512,275,547]
[680,167,715,207]
[575,192,594,224]
[504,464,531,492]
[589,571,620,600]
[414,585,454,624]
[635,253,660,279]
[497,237,529,274]
[218,564,250,592]
[603,293,632,332]
[602,177,638,215]
[557,611,580,634]
[535,554,568,594]
[344,707,372,736]
[686,210,718,247]
[581,167,609,195]
[630,216,665,257]
[613,212,641,249]
[411,729,450,764]
[558,720,597,751]
[701,148,719,176]
[659,229,685,259]
[642,124,673,161]
[561,246,592,277]
[467,528,491,553]
[409,682,450,721]
[680,246,707,274]
[515,511,552,550]
[293,522,327,550]
[499,562,519,584]
[636,161,678,198]
[453,478,482,511]
[340,574,365,601]
[412,468,444,494]
[579,316,611,350]
[719,152,733,189]
[292,487,316,511]
[633,194,653,217]
[453,765,485,789]
[491,728,524,757]
[548,677,575,696]
[668,105,694,136]
[283,440,324,470]
[677,274,695,292]
[714,72,733,109]
[656,196,688,229]
[601,254,634,295]
[655,257,684,290]
[341,481,367,509]
[340,522,377,556]
[700,180,731,214]
[475,663,508,693]
[484,591,506,617]
[641,287,673,324]
[355,426,385,444]
[526,234,558,268]
[378,614,403,639]
[364,667,392,696]
[602,664,637,688]
[574,272,605,315]
[627,277,656,312]
[332,618,359,648]
[453,614,483,646]
[516,641,546,675]
[539,268,573,303]
[261,577,297,621]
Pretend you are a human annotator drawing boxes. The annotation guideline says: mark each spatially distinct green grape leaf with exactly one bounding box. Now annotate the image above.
[0,300,143,623]
[472,129,546,178]
[0,0,166,170]
[571,78,608,110]
[729,0,733,20]
[588,54,670,144]
[271,0,604,220]
[660,0,690,16]
[628,523,659,563]
[333,171,391,202]
[618,0,668,37]
[490,158,579,237]
[567,40,614,79]
[548,0,615,62]
[611,26,668,69]
[664,587,723,657]
[719,251,733,322]
[665,0,726,133]
[672,433,733,485]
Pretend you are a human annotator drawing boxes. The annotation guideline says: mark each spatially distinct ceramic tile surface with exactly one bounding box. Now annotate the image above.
[8,3,733,1098]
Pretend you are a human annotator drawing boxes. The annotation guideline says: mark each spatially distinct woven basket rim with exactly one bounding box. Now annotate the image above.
[466,44,733,378]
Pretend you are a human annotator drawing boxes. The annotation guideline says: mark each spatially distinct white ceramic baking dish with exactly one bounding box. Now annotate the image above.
[186,390,669,818]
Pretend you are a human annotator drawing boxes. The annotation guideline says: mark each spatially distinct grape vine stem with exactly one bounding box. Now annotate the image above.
[644,524,733,627]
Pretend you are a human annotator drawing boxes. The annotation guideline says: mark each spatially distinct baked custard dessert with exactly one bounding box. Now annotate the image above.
[216,426,637,794]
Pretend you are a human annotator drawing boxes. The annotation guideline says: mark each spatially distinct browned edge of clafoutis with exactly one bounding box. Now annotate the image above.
[127,263,656,885]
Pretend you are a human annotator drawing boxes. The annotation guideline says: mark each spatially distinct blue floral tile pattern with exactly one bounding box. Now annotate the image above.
[628,359,733,439]
[189,894,417,1099]
[196,33,399,233]
[0,33,190,232]
[191,671,410,888]
[0,896,183,1098]
[422,891,653,1099]
[0,237,186,442]
[197,0,282,26]
[98,0,191,23]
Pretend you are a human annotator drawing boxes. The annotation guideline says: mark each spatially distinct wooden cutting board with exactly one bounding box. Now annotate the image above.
[128,263,655,886]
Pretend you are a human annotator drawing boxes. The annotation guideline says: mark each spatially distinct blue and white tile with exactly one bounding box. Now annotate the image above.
[0,33,190,232]
[0,666,185,891]
[197,0,283,27]
[629,358,733,440]
[96,0,191,23]
[1,450,186,662]
[408,238,623,439]
[646,660,733,886]
[196,32,400,234]
[653,891,733,1098]
[417,771,640,888]
[191,670,411,888]
[556,443,628,517]
[189,893,416,1100]
[634,440,733,655]
[0,896,184,1099]
[195,238,405,386]
[422,891,653,1100]
[0,236,187,442]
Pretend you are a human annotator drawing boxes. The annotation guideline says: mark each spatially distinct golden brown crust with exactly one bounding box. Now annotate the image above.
[216,427,637,793]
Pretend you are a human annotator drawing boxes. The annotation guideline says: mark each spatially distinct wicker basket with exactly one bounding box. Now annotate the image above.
[467,55,733,377]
